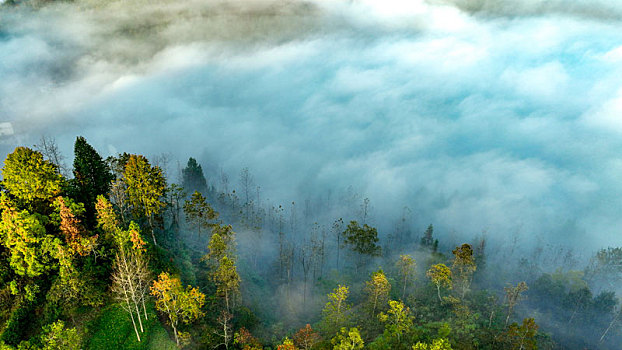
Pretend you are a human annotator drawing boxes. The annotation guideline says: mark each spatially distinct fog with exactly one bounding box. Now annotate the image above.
[2,0,622,254]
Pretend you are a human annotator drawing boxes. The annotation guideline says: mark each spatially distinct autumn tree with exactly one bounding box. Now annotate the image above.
[504,282,528,326]
[293,324,321,350]
[71,136,113,225]
[427,264,452,303]
[184,191,218,237]
[451,244,476,299]
[396,254,416,300]
[124,155,166,245]
[151,272,205,346]
[182,157,207,194]
[365,269,391,317]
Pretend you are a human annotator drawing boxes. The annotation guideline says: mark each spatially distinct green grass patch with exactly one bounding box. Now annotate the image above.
[86,302,177,350]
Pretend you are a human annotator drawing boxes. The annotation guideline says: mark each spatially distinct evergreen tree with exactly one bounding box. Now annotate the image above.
[72,136,113,225]
[181,157,207,194]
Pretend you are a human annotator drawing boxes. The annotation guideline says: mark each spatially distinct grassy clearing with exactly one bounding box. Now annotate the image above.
[86,302,177,350]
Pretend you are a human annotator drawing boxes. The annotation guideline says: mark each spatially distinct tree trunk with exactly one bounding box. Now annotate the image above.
[172,322,179,346]
[128,300,141,342]
[437,285,442,303]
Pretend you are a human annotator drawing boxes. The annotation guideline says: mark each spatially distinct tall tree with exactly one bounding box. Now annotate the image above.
[331,327,364,350]
[181,157,207,194]
[343,221,381,272]
[151,272,205,346]
[451,244,476,299]
[427,264,452,303]
[396,254,416,301]
[378,300,414,346]
[504,282,528,326]
[322,285,351,332]
[365,269,391,317]
[72,136,114,225]
[183,191,218,237]
[2,147,63,210]
[124,155,166,245]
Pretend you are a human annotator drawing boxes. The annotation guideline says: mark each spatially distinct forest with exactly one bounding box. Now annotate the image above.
[0,136,619,350]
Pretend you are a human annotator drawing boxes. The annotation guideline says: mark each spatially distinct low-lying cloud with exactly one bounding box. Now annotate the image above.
[1,0,622,253]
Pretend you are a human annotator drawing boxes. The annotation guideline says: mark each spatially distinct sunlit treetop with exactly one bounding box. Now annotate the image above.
[2,147,63,207]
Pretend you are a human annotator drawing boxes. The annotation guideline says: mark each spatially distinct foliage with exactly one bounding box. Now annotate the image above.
[322,285,351,332]
[181,158,208,194]
[426,264,452,303]
[183,191,218,236]
[2,147,62,208]
[150,272,205,346]
[412,338,452,350]
[331,327,364,350]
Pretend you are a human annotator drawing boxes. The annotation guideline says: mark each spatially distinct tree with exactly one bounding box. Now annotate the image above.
[2,147,63,209]
[503,318,538,350]
[276,337,297,350]
[322,285,350,332]
[504,282,528,326]
[98,196,150,342]
[378,300,414,345]
[151,272,206,346]
[396,254,416,301]
[0,197,55,277]
[124,155,167,245]
[39,320,81,350]
[34,135,67,177]
[71,136,114,225]
[420,224,438,251]
[343,221,381,271]
[451,244,476,299]
[412,338,452,350]
[212,255,241,314]
[181,157,207,194]
[427,264,452,303]
[331,327,364,350]
[293,324,321,350]
[365,269,391,317]
[183,191,218,237]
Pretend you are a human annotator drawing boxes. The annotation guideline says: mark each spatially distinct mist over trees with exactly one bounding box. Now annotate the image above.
[0,136,618,349]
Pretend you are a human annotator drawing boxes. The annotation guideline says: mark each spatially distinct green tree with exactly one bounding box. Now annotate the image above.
[365,269,391,317]
[71,136,114,225]
[322,285,351,332]
[451,244,476,299]
[504,282,528,326]
[2,147,63,210]
[426,264,452,303]
[124,155,166,245]
[396,254,416,300]
[412,338,452,350]
[39,320,81,350]
[181,157,207,194]
[183,191,218,237]
[0,197,56,277]
[343,221,381,271]
[331,327,364,350]
[378,300,414,345]
[151,272,205,346]
[502,318,538,350]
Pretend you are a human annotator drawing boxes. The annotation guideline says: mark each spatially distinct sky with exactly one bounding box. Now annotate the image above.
[1,0,622,253]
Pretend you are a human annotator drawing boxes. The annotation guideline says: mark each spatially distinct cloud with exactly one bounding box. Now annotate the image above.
[1,0,622,253]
